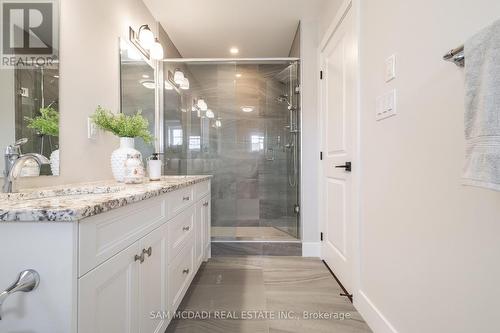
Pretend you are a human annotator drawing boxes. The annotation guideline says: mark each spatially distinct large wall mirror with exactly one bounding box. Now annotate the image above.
[119,38,156,162]
[0,64,60,178]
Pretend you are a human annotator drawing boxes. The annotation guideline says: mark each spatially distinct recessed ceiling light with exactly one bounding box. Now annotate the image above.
[241,106,254,113]
[235,73,242,78]
[140,79,155,89]
[230,47,239,55]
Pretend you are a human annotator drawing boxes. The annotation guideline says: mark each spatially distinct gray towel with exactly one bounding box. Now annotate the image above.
[463,19,500,191]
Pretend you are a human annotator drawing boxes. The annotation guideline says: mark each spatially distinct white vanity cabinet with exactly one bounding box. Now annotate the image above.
[78,180,211,333]
[0,179,210,333]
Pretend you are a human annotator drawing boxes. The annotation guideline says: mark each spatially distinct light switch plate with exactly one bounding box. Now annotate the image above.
[87,117,97,139]
[376,89,397,121]
[385,55,396,82]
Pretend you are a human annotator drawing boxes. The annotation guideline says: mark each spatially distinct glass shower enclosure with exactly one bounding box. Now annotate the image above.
[162,59,300,242]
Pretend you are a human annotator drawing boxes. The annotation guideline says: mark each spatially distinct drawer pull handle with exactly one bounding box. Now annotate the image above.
[183,196,190,201]
[143,246,152,257]
[203,201,209,207]
[134,253,145,264]
[182,268,190,274]
[182,226,190,231]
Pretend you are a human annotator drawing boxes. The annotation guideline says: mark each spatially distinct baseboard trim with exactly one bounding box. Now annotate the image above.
[355,290,398,333]
[302,242,321,257]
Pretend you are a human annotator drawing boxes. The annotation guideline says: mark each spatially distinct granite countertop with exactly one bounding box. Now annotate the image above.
[0,175,211,222]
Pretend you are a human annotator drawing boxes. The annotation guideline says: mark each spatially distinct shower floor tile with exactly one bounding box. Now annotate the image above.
[211,226,297,241]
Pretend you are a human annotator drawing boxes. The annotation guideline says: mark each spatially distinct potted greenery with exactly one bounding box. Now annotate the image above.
[91,106,153,182]
[25,106,60,175]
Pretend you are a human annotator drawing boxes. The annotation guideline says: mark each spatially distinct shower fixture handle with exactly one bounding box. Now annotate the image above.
[335,162,352,172]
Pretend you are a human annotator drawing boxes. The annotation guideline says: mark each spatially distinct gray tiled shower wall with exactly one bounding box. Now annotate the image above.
[162,62,300,239]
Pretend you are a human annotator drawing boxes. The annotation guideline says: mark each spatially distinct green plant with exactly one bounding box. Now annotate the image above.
[91,106,153,144]
[25,106,59,136]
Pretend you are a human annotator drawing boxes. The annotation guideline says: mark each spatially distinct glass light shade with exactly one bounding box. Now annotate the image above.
[138,26,155,49]
[197,99,208,111]
[215,119,222,127]
[205,109,214,118]
[180,77,190,90]
[174,69,185,85]
[150,40,164,60]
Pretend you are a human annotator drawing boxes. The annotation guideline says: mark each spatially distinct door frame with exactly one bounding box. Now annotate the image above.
[318,0,361,302]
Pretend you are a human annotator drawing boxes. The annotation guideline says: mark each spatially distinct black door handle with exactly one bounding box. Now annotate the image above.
[335,162,352,172]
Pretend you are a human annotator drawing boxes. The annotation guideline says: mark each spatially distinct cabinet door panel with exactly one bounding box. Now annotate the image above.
[195,201,203,268]
[78,243,140,333]
[139,224,168,333]
[203,197,211,260]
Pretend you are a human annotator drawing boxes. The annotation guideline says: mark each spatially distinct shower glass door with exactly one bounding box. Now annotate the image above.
[162,60,300,241]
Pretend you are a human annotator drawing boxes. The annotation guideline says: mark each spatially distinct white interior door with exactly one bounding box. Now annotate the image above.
[320,4,357,294]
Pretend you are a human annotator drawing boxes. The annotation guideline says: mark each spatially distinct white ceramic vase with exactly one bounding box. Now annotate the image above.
[111,137,141,182]
[50,149,60,176]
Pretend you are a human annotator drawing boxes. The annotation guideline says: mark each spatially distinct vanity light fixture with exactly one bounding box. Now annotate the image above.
[230,47,239,55]
[138,25,155,49]
[241,106,254,113]
[235,73,242,78]
[150,38,164,60]
[197,99,208,111]
[205,109,215,118]
[215,119,222,128]
[180,77,190,90]
[173,69,185,85]
[164,80,174,90]
[129,24,163,60]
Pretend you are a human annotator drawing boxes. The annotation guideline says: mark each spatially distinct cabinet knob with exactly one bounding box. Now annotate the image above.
[182,268,190,274]
[203,201,209,207]
[183,196,190,201]
[182,226,190,231]
[134,253,145,264]
[143,246,152,257]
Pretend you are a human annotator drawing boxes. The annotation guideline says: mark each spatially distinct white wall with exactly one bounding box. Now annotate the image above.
[319,0,344,38]
[356,0,500,332]
[16,0,161,189]
[299,18,326,253]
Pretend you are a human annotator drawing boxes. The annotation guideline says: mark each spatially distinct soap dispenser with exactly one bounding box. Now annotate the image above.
[148,153,162,181]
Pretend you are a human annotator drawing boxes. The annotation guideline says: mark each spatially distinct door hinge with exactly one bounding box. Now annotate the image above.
[320,151,323,160]
[320,232,324,241]
[320,70,323,80]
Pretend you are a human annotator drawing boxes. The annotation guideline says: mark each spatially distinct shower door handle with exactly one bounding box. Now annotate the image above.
[335,162,352,172]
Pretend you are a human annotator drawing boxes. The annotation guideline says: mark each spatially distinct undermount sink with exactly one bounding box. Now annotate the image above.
[0,185,125,201]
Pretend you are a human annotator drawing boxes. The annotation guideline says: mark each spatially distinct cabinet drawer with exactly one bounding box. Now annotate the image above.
[168,205,195,260]
[194,180,210,201]
[79,196,167,277]
[168,240,194,312]
[167,186,195,219]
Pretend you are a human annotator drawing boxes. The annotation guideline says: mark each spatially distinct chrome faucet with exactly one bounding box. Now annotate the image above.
[2,139,50,193]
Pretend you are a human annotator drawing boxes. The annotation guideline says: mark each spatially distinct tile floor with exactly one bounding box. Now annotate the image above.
[166,256,372,333]
[211,227,297,241]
